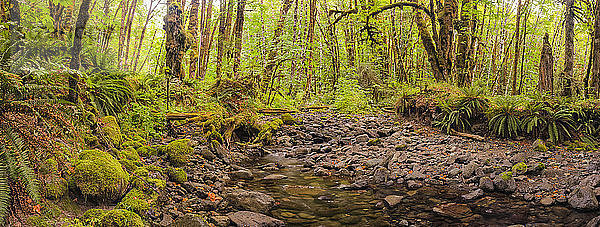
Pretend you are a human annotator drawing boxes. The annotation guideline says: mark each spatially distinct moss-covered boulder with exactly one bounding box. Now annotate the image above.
[167,167,188,184]
[131,167,165,193]
[511,162,528,175]
[39,159,58,175]
[117,147,141,161]
[281,113,297,125]
[100,116,123,148]
[84,209,144,227]
[43,177,68,200]
[165,139,193,167]
[116,189,151,215]
[73,149,130,201]
[532,139,548,152]
[119,159,142,172]
[121,140,143,150]
[136,146,157,157]
[253,118,284,144]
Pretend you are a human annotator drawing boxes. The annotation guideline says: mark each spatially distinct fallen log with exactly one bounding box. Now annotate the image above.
[166,112,214,121]
[300,106,331,110]
[450,129,485,141]
[382,107,395,113]
[257,108,297,114]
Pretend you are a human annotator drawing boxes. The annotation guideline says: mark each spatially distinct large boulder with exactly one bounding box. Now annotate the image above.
[73,149,129,201]
[493,172,516,193]
[166,139,193,167]
[99,116,123,147]
[225,189,276,214]
[568,186,599,210]
[227,211,284,227]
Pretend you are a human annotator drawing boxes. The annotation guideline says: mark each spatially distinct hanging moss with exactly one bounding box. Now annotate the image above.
[165,139,193,167]
[100,116,123,148]
[73,149,130,201]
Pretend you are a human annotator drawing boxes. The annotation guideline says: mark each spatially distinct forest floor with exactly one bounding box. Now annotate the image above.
[148,110,600,226]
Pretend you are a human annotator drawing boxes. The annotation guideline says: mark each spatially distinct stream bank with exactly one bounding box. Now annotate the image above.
[154,110,600,226]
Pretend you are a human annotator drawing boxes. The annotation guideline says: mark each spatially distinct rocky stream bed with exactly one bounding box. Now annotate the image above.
[148,111,600,226]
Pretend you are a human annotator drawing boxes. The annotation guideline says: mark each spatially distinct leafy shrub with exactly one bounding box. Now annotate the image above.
[487,96,523,138]
[456,85,489,117]
[333,78,372,114]
[546,108,576,143]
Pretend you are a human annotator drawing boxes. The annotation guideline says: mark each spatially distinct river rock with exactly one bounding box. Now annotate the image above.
[225,189,276,214]
[263,174,288,180]
[581,175,600,187]
[462,189,483,201]
[587,215,600,227]
[493,175,516,193]
[462,161,478,178]
[568,186,599,210]
[230,170,253,180]
[479,177,494,192]
[210,216,230,227]
[228,211,284,227]
[172,214,210,227]
[433,203,473,219]
[372,167,389,184]
[356,134,369,143]
[384,195,404,207]
[540,196,554,206]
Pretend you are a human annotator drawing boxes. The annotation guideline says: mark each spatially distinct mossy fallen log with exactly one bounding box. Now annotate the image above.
[257,108,297,114]
[165,112,214,121]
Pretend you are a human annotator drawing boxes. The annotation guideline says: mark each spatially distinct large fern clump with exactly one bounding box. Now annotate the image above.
[87,71,134,116]
[487,96,523,138]
[433,85,489,133]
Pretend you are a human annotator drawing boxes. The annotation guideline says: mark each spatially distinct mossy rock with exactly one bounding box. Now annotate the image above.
[27,215,50,227]
[165,139,193,167]
[532,139,548,152]
[281,113,297,125]
[83,134,100,148]
[136,146,157,157]
[131,167,165,193]
[153,145,167,156]
[116,189,151,215]
[43,177,68,200]
[166,167,187,184]
[367,138,382,146]
[253,119,284,144]
[511,162,528,175]
[81,209,106,226]
[100,116,123,148]
[73,149,130,202]
[500,171,513,181]
[117,147,141,161]
[122,140,143,150]
[119,159,142,172]
[99,209,144,227]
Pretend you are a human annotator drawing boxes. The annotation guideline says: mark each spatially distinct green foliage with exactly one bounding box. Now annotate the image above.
[99,116,123,148]
[546,108,576,143]
[136,146,157,157]
[120,102,164,140]
[434,99,473,133]
[280,113,297,125]
[487,96,522,138]
[73,149,129,202]
[456,85,489,117]
[87,72,134,117]
[521,102,547,138]
[81,208,144,227]
[116,189,151,216]
[165,139,193,167]
[43,177,68,200]
[333,78,372,114]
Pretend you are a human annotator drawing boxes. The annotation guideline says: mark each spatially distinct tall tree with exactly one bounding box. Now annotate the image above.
[304,0,317,99]
[215,0,229,79]
[438,0,458,79]
[510,0,522,95]
[164,0,188,79]
[68,0,93,102]
[562,0,575,97]
[232,0,246,78]
[188,0,201,78]
[198,0,214,79]
[263,0,294,92]
[455,0,473,87]
[591,0,600,97]
[538,33,554,94]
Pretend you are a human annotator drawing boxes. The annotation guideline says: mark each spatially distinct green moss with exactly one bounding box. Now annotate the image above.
[165,139,193,167]
[153,145,166,156]
[118,147,141,161]
[100,116,123,148]
[116,189,150,215]
[367,138,382,146]
[167,167,187,184]
[121,140,143,150]
[281,113,297,125]
[81,209,106,226]
[119,159,141,172]
[147,178,166,190]
[533,139,548,152]
[136,146,157,157]
[500,171,513,181]
[253,118,284,144]
[99,209,144,227]
[44,177,68,200]
[40,159,58,175]
[83,134,100,148]
[511,162,528,175]
[27,215,50,227]
[73,149,130,201]
[535,162,546,171]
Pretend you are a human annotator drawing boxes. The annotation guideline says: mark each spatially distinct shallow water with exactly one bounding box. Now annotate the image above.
[241,155,597,226]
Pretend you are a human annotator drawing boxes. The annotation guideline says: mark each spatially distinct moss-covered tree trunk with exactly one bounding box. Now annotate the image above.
[68,0,92,102]
[198,0,214,79]
[304,0,317,99]
[262,0,293,93]
[438,0,457,80]
[414,8,444,81]
[591,0,600,97]
[561,0,575,97]
[216,0,231,79]
[187,0,200,78]
[455,0,472,87]
[510,0,522,94]
[538,33,554,94]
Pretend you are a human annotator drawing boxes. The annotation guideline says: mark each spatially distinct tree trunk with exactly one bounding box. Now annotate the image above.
[123,0,138,68]
[455,0,472,87]
[215,0,229,79]
[591,0,600,97]
[509,0,522,94]
[164,0,187,79]
[263,0,293,92]
[562,0,575,97]
[188,0,201,78]
[438,0,457,80]
[198,0,214,79]
[538,33,554,94]
[232,0,246,78]
[68,0,92,102]
[117,0,130,68]
[304,0,317,99]
[414,8,444,81]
